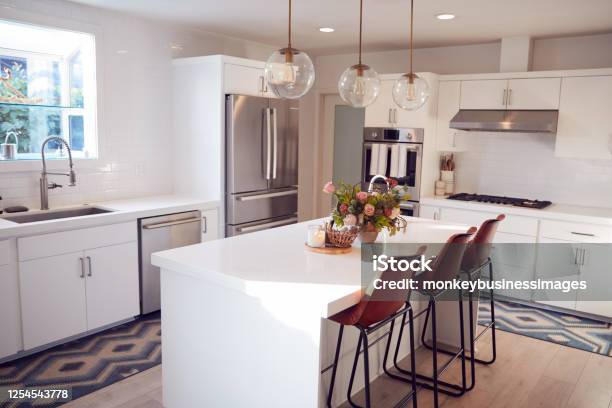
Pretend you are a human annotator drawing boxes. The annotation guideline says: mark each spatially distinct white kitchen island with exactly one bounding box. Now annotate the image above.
[151,217,472,408]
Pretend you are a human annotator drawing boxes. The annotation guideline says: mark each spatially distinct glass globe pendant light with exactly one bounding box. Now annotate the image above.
[265,0,315,99]
[392,0,430,110]
[338,0,380,108]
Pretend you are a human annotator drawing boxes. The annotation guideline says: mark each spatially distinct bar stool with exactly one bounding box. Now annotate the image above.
[326,254,422,408]
[419,215,505,391]
[388,227,477,408]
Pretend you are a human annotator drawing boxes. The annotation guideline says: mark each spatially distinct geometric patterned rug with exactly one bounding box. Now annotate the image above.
[0,312,161,407]
[479,300,611,357]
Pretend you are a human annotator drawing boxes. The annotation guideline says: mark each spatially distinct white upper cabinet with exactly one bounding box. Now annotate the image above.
[224,63,276,98]
[364,80,396,127]
[364,73,437,129]
[555,75,612,160]
[436,81,465,151]
[460,78,561,110]
[460,79,508,110]
[506,78,561,110]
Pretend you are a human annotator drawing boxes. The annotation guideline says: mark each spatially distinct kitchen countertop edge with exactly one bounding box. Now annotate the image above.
[0,195,220,240]
[421,196,612,226]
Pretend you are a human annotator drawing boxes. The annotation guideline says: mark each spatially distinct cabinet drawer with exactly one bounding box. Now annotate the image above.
[18,221,137,261]
[441,208,538,236]
[0,240,9,265]
[540,219,612,243]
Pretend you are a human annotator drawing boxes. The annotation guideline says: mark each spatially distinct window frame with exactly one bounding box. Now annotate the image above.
[0,16,102,173]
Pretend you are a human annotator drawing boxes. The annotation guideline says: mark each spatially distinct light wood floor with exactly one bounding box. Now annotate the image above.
[64,330,612,408]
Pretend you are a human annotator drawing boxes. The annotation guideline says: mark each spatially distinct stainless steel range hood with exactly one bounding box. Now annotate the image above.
[449,110,559,133]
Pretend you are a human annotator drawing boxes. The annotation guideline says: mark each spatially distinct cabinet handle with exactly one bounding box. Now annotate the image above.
[79,257,85,278]
[570,231,595,237]
[508,89,513,106]
[579,248,586,266]
[393,109,398,124]
[574,248,579,265]
[202,216,207,234]
[502,89,507,106]
[86,256,92,277]
[388,108,393,124]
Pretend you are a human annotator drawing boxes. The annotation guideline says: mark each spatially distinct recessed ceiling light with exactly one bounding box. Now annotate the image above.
[116,50,128,54]
[319,27,335,33]
[436,13,455,20]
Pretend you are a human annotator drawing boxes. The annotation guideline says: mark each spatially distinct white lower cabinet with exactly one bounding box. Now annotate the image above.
[0,239,22,359]
[491,232,537,300]
[20,252,88,350]
[534,237,581,310]
[201,208,219,242]
[419,205,440,220]
[18,222,139,350]
[576,245,612,317]
[84,242,139,330]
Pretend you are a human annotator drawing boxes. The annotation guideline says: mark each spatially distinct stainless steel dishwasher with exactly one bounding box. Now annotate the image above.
[138,211,201,314]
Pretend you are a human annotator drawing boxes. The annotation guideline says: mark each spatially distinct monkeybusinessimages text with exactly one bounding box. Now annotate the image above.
[371,255,588,294]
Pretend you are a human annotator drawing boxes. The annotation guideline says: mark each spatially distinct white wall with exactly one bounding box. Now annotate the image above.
[532,33,612,71]
[0,0,274,210]
[454,133,612,208]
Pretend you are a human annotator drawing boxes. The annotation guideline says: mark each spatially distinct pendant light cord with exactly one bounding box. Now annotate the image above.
[358,0,363,65]
[409,0,414,76]
[288,0,292,49]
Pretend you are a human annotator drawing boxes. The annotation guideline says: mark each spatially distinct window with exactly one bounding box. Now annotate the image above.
[0,20,97,161]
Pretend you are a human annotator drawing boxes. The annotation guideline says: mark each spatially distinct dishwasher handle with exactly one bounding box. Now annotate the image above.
[142,217,201,230]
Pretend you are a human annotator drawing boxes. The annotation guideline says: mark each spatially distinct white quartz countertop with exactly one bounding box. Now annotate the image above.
[152,217,470,318]
[421,196,612,226]
[0,195,220,239]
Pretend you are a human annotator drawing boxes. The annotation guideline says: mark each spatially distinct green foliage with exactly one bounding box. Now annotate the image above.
[325,180,409,235]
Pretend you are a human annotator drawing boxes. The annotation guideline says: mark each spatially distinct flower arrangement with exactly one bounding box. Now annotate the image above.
[323,179,408,236]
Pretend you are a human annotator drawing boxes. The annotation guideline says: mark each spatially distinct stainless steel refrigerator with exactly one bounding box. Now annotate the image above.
[225,94,299,237]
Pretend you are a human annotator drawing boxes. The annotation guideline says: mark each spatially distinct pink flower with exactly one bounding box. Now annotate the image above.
[356,191,368,203]
[344,214,357,226]
[339,203,349,215]
[364,203,375,216]
[322,181,336,194]
[384,208,393,217]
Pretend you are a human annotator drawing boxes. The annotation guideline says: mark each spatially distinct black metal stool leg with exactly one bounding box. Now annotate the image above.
[408,307,418,408]
[457,290,467,394]
[466,290,476,391]
[361,330,371,408]
[431,300,440,408]
[327,324,344,408]
[393,303,466,396]
[473,260,497,365]
[347,334,363,408]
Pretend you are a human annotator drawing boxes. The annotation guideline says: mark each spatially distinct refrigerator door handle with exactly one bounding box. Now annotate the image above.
[265,108,272,180]
[272,108,278,179]
[236,217,298,233]
[236,189,298,201]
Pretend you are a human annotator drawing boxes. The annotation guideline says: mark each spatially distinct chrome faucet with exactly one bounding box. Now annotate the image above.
[368,174,390,193]
[40,137,76,210]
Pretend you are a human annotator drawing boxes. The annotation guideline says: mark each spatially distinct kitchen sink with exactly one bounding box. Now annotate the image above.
[1,206,114,224]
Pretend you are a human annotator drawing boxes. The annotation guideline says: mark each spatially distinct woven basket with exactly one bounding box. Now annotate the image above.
[326,225,358,248]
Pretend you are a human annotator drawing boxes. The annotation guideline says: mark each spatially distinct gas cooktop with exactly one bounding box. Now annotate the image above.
[447,193,552,209]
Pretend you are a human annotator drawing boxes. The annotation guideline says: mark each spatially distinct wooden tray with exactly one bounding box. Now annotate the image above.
[304,243,353,255]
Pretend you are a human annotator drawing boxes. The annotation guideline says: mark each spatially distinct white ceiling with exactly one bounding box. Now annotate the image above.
[68,0,612,55]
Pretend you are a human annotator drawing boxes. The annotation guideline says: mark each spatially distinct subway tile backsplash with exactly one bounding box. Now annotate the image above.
[453,132,612,208]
